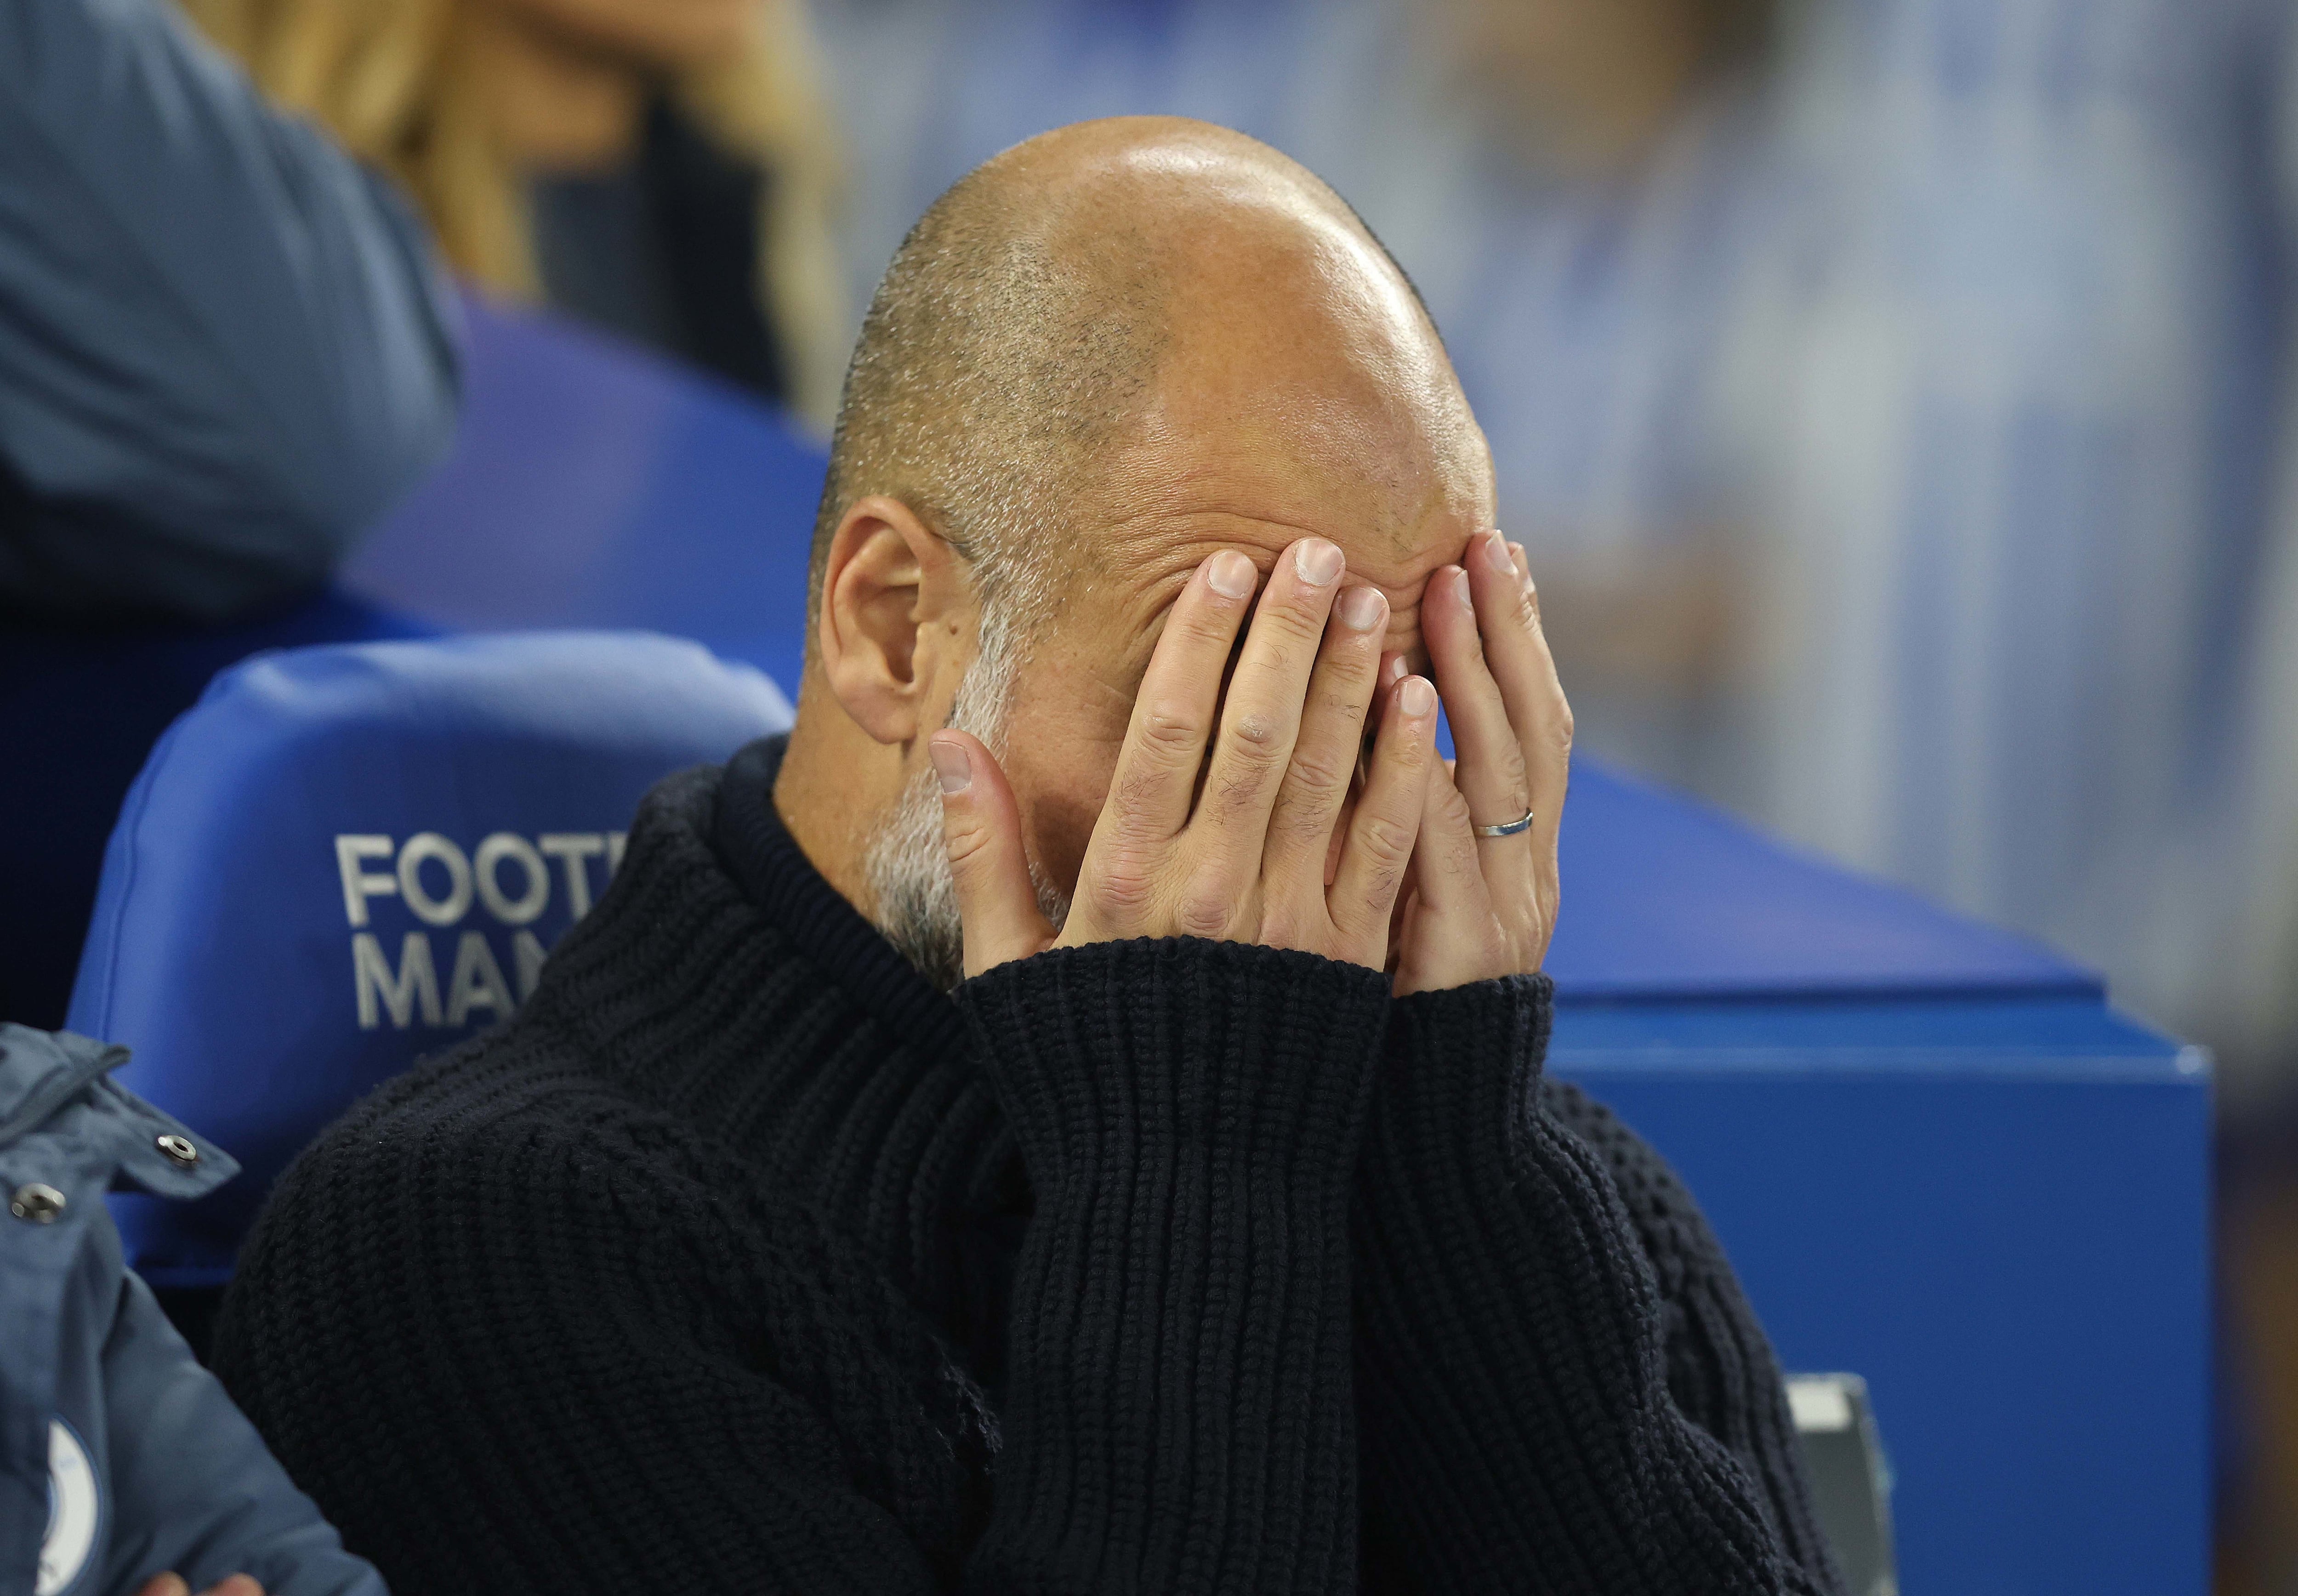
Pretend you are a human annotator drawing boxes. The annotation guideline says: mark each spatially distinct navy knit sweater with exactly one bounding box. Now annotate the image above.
[211,737,1841,1594]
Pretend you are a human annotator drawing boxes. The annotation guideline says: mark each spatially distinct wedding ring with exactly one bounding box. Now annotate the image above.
[1472,807,1536,838]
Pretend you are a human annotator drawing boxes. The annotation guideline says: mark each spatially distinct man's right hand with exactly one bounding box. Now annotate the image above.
[933,539,1439,980]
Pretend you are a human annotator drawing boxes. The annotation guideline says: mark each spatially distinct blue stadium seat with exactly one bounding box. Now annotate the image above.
[2,292,827,1037]
[66,630,791,1292]
[0,591,436,1032]
[342,293,831,693]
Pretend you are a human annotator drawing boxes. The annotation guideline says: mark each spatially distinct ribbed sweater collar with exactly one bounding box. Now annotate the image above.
[710,736,973,1062]
[528,736,1015,1341]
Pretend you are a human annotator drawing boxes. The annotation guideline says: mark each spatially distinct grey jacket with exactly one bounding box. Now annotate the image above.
[0,0,460,621]
[0,1025,385,1596]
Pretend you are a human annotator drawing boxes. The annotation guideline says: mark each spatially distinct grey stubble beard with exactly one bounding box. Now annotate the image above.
[863,609,1070,991]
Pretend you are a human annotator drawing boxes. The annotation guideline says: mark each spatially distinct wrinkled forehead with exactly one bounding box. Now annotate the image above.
[1064,212,1493,670]
[976,141,1496,681]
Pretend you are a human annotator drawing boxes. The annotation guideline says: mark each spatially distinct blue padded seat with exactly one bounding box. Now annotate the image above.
[0,590,436,1033]
[67,630,791,1289]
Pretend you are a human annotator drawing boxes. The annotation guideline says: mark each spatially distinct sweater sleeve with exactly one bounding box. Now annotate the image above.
[1349,975,1844,1596]
[956,937,1393,1596]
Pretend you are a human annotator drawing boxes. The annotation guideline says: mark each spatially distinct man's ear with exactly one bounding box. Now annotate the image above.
[816,494,971,745]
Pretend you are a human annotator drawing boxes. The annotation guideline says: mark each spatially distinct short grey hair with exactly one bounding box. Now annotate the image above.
[806,158,1175,645]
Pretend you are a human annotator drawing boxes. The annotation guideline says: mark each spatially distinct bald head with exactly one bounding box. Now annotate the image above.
[809,118,1459,631]
[780,119,1494,983]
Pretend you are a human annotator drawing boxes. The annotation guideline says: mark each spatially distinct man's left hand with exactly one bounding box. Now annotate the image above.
[1380,529,1572,996]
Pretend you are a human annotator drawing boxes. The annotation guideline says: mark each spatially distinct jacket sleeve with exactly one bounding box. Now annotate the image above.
[101,1268,387,1596]
[1349,975,1844,1596]
[0,0,461,622]
[0,1022,384,1596]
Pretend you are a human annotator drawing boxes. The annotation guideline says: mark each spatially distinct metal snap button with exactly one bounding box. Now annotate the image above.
[155,1133,199,1167]
[10,1183,66,1223]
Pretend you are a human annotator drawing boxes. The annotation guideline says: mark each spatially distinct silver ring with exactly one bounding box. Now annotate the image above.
[1473,807,1536,838]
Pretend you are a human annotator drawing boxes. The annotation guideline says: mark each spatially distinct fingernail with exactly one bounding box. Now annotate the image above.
[1382,653,1408,688]
[928,738,972,794]
[1480,530,1514,575]
[1398,676,1436,717]
[1294,539,1343,586]
[1207,550,1257,600]
[1336,585,1385,630]
[1445,565,1473,606]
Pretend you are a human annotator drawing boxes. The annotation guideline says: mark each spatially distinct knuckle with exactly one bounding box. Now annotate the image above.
[1086,846,1160,919]
[941,822,997,873]
[1432,782,1476,833]
[1551,699,1576,751]
[1211,739,1286,806]
[1136,701,1205,759]
[1356,811,1417,869]
[1492,744,1533,803]
[1172,858,1246,938]
[1174,887,1234,939]
[1229,708,1284,749]
[1090,871,1156,922]
[1272,591,1331,640]
[1504,579,1541,633]
[1177,603,1244,652]
[1283,744,1352,804]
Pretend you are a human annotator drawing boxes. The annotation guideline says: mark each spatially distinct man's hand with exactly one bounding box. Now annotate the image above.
[1380,529,1572,995]
[934,539,1440,979]
[134,1577,263,1596]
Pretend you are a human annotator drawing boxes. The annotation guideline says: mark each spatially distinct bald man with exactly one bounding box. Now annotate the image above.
[211,120,1842,1596]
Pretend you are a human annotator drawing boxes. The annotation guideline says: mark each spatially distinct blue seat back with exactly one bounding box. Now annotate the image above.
[0,591,436,1032]
[67,630,791,1287]
[343,294,830,693]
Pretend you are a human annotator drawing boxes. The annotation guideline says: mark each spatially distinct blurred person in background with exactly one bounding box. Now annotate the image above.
[1722,0,2295,1089]
[189,0,849,423]
[1,0,459,622]
[807,0,1782,785]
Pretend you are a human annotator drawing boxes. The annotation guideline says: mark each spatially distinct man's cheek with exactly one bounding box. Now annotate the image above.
[1014,733,1124,900]
[1026,785,1103,899]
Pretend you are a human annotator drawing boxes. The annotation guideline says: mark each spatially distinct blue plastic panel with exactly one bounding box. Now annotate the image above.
[1555,1001,2208,1596]
[1550,763,2099,1004]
